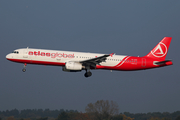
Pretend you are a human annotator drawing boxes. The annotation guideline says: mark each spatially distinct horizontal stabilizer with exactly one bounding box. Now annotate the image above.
[154,60,172,65]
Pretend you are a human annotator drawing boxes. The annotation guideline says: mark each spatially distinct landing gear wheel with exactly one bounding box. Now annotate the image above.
[84,71,92,78]
[22,68,26,72]
[84,73,88,77]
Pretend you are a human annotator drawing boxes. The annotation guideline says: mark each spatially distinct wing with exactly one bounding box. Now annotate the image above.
[80,53,114,68]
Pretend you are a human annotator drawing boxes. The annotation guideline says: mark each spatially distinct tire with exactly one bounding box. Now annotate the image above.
[87,72,92,77]
[84,72,92,77]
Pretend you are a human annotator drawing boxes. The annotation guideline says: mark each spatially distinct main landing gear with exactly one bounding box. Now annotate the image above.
[22,63,27,72]
[84,69,92,78]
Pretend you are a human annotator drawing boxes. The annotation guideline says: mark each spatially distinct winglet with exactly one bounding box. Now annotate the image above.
[110,53,114,57]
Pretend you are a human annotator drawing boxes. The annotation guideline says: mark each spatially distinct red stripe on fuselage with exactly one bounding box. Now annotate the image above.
[96,56,142,71]
[7,57,172,71]
[115,56,130,67]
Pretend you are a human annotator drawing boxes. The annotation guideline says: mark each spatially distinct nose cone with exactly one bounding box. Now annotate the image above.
[6,53,12,60]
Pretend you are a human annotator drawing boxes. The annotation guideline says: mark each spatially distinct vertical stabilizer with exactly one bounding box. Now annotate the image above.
[145,37,172,61]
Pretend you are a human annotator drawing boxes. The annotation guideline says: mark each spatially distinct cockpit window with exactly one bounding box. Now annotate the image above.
[13,51,19,54]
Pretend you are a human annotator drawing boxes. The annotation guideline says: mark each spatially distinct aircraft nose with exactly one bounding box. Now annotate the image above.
[6,54,12,59]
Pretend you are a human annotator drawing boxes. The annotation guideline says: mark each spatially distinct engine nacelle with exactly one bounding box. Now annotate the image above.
[62,62,82,72]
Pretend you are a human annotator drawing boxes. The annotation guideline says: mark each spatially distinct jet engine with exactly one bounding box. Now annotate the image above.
[62,61,82,72]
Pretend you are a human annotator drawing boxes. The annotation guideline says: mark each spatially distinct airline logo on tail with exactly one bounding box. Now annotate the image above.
[151,42,167,58]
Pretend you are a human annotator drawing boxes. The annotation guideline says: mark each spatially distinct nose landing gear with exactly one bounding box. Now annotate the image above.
[22,63,27,72]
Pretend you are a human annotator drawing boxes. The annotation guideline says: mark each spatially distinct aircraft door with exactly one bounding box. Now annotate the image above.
[23,48,28,58]
[142,58,146,67]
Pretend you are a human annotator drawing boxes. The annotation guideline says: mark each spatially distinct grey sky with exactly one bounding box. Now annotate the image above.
[0,0,180,113]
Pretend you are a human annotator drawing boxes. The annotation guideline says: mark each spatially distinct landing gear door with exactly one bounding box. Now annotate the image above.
[23,48,28,58]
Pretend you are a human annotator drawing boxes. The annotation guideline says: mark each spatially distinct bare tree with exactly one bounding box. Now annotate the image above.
[85,100,119,120]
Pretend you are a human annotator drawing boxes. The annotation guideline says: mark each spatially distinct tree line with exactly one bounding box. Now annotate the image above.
[0,100,180,120]
[0,109,77,118]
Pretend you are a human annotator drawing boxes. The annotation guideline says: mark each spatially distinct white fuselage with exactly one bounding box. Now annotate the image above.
[6,48,127,68]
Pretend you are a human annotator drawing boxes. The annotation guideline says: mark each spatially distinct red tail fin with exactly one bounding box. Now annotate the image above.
[145,37,172,61]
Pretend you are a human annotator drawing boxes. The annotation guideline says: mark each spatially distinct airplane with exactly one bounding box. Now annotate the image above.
[6,37,173,77]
